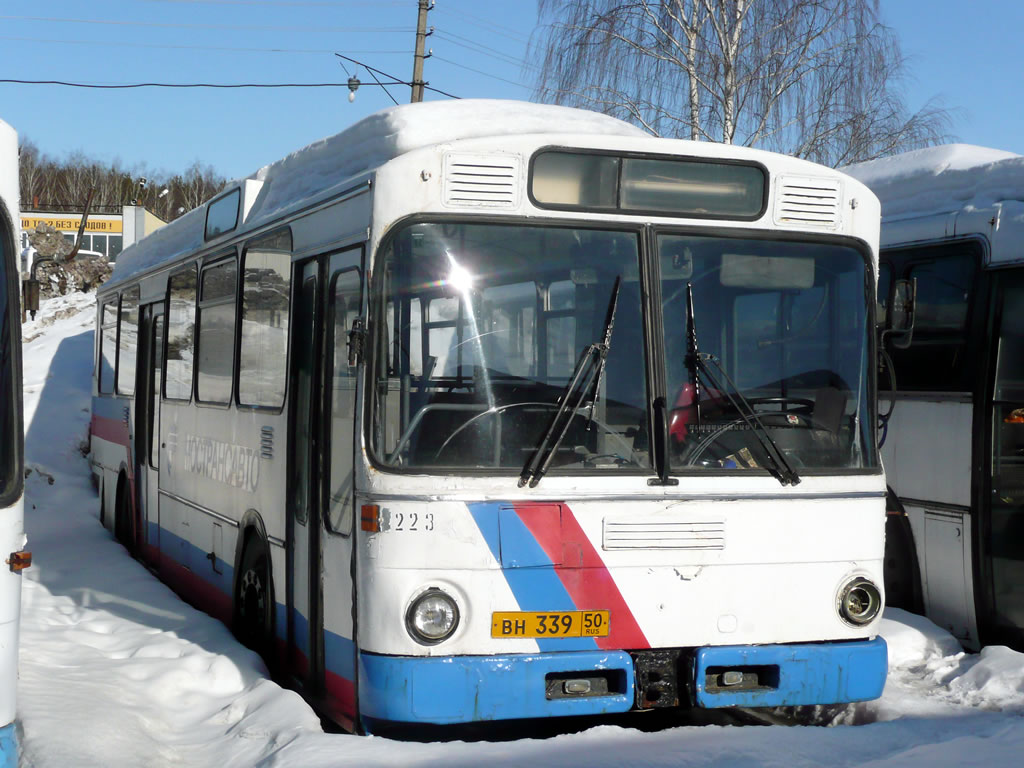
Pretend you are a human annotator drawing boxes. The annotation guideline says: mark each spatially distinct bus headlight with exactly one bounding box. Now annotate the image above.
[837,577,882,626]
[406,588,460,644]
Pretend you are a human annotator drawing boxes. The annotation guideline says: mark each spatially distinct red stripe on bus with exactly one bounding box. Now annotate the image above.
[159,559,234,627]
[90,413,130,446]
[513,503,650,650]
[324,670,357,731]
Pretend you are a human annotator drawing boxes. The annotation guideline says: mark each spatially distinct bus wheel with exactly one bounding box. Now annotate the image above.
[235,537,273,657]
[114,475,137,557]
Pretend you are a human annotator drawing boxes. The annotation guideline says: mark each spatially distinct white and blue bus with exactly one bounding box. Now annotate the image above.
[0,118,27,766]
[90,100,887,732]
[849,145,1024,652]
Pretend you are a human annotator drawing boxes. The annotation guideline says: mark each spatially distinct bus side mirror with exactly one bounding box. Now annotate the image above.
[889,278,916,349]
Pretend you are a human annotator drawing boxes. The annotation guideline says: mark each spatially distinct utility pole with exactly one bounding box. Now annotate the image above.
[410,0,432,103]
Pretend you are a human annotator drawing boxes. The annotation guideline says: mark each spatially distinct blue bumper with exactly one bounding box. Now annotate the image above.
[693,637,888,708]
[0,723,17,768]
[359,650,635,726]
[358,637,887,727]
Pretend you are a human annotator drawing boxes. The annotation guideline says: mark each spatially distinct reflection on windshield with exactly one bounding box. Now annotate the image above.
[661,234,876,471]
[371,222,650,472]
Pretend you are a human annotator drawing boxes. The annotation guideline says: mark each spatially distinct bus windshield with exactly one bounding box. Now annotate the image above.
[371,222,650,473]
[663,233,876,472]
[369,221,876,475]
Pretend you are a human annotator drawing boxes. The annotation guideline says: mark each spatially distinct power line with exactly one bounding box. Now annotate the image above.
[431,5,531,45]
[334,53,460,100]
[0,35,410,56]
[0,15,413,34]
[132,0,406,6]
[433,29,535,72]
[0,79,407,89]
[432,55,531,90]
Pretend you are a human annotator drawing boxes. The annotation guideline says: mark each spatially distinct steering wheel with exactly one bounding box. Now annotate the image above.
[433,401,643,466]
[680,409,833,467]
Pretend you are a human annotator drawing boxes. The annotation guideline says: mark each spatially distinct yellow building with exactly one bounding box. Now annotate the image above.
[20,205,166,261]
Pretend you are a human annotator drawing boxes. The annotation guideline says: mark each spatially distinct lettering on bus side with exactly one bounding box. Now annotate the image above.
[181,434,260,492]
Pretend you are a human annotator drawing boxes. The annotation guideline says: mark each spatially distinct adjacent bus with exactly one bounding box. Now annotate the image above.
[90,100,887,732]
[1,118,28,766]
[848,145,1024,651]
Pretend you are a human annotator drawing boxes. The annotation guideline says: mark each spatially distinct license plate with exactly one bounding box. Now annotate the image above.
[491,610,610,638]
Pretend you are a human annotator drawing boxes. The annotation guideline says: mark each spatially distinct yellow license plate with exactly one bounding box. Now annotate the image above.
[491,610,610,638]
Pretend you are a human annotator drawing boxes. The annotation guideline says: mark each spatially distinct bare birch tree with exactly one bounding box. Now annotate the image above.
[530,0,953,166]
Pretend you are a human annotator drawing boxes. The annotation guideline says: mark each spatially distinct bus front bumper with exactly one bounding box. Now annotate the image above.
[0,723,17,768]
[358,637,887,727]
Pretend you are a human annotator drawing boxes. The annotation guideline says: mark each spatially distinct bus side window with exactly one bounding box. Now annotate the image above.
[99,299,118,394]
[117,286,140,396]
[239,230,292,408]
[165,267,198,400]
[196,258,237,404]
[883,244,979,393]
[326,268,362,535]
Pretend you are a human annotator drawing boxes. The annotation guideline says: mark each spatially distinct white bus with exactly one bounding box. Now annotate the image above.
[0,117,28,767]
[848,145,1024,651]
[90,100,887,732]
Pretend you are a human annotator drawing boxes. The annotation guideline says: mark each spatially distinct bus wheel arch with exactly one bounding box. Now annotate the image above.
[113,468,137,557]
[233,515,275,659]
[884,486,924,615]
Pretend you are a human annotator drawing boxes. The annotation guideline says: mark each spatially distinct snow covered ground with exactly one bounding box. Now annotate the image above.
[16,293,1024,767]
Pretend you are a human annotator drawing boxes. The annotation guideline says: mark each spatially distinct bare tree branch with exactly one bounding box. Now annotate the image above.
[529,0,955,166]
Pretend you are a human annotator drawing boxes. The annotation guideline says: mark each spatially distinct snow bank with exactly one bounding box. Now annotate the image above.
[844,143,1024,218]
[107,100,646,288]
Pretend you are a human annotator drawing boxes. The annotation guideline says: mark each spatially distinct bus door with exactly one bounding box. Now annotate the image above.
[319,248,363,725]
[135,303,164,564]
[982,269,1024,647]
[285,247,363,723]
[287,258,323,687]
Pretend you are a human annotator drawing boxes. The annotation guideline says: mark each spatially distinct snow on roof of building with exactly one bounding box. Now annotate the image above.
[107,100,646,287]
[844,143,1024,218]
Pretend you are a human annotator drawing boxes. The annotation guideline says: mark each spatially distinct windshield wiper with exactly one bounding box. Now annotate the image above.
[683,282,800,486]
[519,276,621,488]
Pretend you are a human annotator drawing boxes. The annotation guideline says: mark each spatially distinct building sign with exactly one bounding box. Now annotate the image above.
[21,216,123,233]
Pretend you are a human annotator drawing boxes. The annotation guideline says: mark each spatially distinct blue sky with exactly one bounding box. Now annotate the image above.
[0,1,1020,181]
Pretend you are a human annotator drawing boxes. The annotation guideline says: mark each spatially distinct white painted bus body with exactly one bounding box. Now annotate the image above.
[90,101,887,731]
[848,146,1024,650]
[0,117,25,767]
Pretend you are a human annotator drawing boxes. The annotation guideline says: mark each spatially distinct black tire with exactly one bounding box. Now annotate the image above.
[114,476,136,557]
[235,536,274,658]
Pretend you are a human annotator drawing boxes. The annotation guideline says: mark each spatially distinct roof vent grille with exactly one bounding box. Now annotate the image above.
[443,153,520,208]
[774,175,842,229]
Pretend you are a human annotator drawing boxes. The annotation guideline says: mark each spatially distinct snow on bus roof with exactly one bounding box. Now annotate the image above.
[107,100,646,287]
[844,143,1024,218]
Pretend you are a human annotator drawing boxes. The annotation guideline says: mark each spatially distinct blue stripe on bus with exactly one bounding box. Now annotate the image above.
[0,722,17,768]
[157,525,234,595]
[468,502,598,653]
[151,521,356,684]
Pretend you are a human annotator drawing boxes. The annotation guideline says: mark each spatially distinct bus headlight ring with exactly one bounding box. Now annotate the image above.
[837,577,882,626]
[406,588,460,645]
